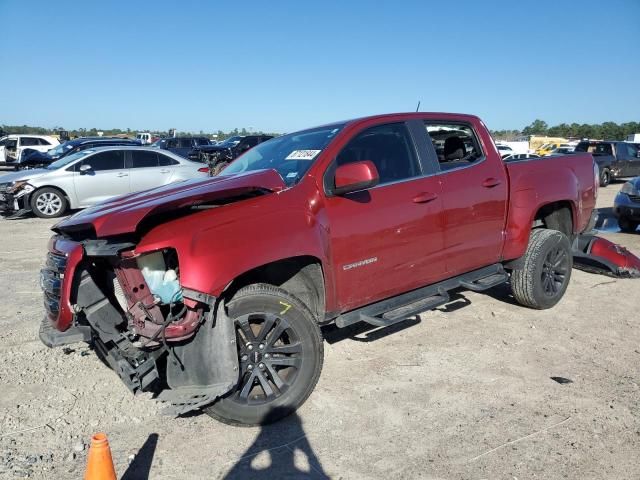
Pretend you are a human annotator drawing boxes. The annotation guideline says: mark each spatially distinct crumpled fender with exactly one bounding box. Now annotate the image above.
[572,234,640,278]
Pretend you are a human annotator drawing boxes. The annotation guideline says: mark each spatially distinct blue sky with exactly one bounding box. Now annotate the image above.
[0,0,638,133]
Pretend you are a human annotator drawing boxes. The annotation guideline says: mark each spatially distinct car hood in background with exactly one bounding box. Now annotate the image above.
[53,169,287,238]
[0,168,50,185]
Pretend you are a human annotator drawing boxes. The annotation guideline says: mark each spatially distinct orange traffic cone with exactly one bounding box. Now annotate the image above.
[84,433,117,480]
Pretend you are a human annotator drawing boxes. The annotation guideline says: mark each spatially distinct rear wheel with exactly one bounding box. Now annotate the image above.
[30,187,68,218]
[511,229,572,309]
[618,217,639,233]
[204,284,323,426]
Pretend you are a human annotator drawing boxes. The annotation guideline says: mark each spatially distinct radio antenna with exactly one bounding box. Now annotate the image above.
[415,101,421,112]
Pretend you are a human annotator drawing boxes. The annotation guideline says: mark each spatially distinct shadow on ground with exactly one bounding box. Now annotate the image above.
[121,433,159,480]
[223,409,328,479]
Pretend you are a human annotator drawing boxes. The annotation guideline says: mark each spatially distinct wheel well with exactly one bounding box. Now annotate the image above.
[533,201,574,238]
[31,185,70,203]
[223,256,325,322]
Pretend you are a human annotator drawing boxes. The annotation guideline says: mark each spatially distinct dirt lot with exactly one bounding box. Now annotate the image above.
[0,183,638,479]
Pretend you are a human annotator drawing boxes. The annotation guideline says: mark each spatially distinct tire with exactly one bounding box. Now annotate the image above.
[599,168,610,187]
[511,229,573,309]
[204,283,324,426]
[30,187,68,218]
[618,217,639,233]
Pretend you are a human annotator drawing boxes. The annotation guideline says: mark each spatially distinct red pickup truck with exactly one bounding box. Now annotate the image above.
[39,113,598,425]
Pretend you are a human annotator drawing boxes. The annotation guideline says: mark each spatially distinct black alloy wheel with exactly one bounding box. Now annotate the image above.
[541,244,570,297]
[204,284,323,426]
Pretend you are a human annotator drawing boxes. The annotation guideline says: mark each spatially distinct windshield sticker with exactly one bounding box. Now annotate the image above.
[285,149,321,161]
[286,172,298,179]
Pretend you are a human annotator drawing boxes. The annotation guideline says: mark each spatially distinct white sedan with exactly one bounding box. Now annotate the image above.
[0,146,209,218]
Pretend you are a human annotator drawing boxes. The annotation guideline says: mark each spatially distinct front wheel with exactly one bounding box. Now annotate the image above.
[30,187,68,218]
[511,229,573,309]
[599,168,611,187]
[204,284,324,426]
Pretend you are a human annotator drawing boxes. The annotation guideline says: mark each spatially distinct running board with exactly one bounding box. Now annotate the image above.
[335,264,507,329]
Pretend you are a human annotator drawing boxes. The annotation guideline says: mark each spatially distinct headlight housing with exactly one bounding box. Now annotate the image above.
[7,180,34,197]
[620,182,639,196]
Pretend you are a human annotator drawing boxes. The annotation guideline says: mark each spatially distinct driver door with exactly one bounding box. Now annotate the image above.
[324,122,446,311]
[73,150,130,207]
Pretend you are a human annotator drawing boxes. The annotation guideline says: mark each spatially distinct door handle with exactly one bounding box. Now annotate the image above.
[160,169,170,173]
[117,173,129,177]
[412,192,438,204]
[482,177,501,188]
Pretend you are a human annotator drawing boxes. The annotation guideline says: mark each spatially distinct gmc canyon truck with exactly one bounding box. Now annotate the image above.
[39,113,598,425]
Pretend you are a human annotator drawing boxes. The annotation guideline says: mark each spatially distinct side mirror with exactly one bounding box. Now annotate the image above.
[79,164,92,174]
[333,160,379,195]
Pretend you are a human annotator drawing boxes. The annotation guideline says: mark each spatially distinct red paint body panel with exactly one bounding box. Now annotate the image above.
[48,236,83,331]
[48,112,598,322]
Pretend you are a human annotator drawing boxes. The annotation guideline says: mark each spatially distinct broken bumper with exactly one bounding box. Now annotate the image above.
[0,190,32,218]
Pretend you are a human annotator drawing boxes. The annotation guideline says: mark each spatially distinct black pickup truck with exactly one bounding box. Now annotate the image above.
[574,140,640,186]
[188,135,273,173]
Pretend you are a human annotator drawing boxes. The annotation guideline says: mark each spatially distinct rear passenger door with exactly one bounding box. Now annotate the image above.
[424,120,508,276]
[73,150,129,206]
[128,150,171,192]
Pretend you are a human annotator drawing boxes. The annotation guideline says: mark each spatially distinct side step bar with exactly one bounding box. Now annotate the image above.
[335,264,508,329]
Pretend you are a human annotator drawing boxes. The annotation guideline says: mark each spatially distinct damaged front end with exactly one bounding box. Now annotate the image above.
[0,180,34,218]
[39,235,238,415]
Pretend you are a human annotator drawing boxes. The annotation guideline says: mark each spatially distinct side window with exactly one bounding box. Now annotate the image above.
[166,139,179,149]
[335,123,420,184]
[158,154,179,166]
[245,137,260,148]
[179,138,193,148]
[131,150,159,168]
[624,143,638,158]
[424,122,484,171]
[594,143,613,156]
[38,138,52,146]
[83,151,125,171]
[21,137,39,146]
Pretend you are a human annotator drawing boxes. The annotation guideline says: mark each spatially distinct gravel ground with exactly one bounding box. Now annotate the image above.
[0,182,638,479]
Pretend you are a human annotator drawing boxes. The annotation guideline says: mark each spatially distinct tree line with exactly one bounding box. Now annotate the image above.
[492,119,640,141]
[0,124,278,141]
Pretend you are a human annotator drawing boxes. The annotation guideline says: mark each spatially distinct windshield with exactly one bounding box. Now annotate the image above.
[221,125,344,186]
[217,136,243,147]
[47,142,75,157]
[46,150,95,170]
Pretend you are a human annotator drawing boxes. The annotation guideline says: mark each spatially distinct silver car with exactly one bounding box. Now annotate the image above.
[0,146,209,218]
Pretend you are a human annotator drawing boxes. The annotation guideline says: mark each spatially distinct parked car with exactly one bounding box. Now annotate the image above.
[188,135,274,172]
[613,178,640,232]
[549,146,575,155]
[495,144,514,158]
[535,142,565,156]
[503,153,541,161]
[151,137,211,158]
[20,137,142,170]
[39,112,598,425]
[0,146,209,218]
[574,140,640,186]
[0,135,60,169]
